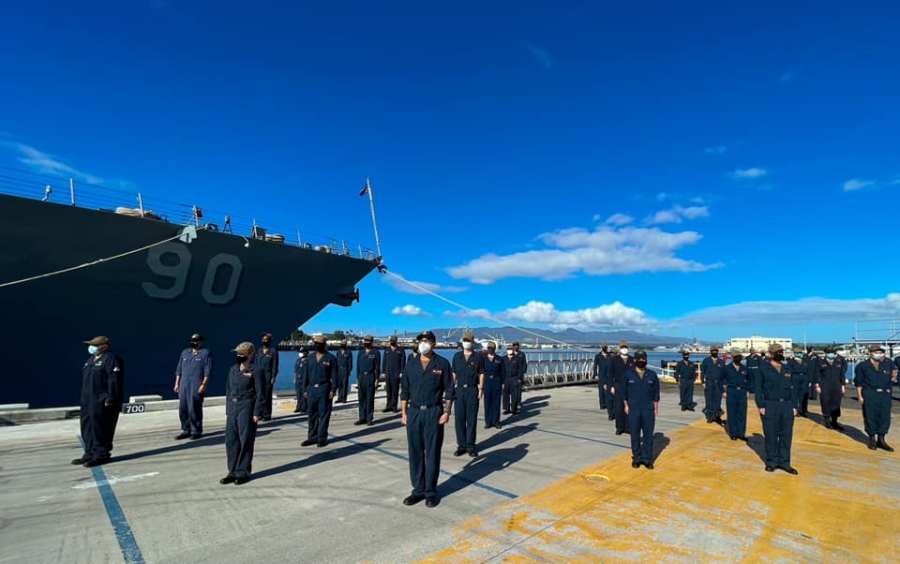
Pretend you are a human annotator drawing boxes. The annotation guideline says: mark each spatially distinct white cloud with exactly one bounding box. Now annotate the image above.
[732,167,767,179]
[704,145,727,155]
[383,273,467,295]
[391,304,429,317]
[671,293,900,326]
[443,300,655,331]
[690,196,706,204]
[447,224,720,284]
[7,142,104,184]
[524,43,553,69]
[443,308,492,320]
[842,178,875,192]
[603,213,634,226]
[656,192,669,202]
[645,205,709,225]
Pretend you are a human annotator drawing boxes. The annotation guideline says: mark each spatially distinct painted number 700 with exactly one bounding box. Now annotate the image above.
[141,243,243,305]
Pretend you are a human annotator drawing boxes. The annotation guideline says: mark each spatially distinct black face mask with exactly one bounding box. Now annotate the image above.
[733,355,743,365]
[682,354,690,360]
[236,354,248,363]
[636,360,648,368]
[190,341,200,349]
[487,348,496,355]
[711,352,718,358]
[262,340,271,347]
[315,343,326,353]
[772,352,784,362]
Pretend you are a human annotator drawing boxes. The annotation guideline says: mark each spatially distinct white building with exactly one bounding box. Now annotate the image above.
[724,336,793,352]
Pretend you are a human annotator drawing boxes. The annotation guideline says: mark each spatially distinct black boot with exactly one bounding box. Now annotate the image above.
[831,417,844,432]
[867,435,877,450]
[877,435,894,452]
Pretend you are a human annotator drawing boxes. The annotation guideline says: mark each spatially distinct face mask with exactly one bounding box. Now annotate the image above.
[772,352,784,362]
[299,352,307,358]
[88,345,99,355]
[826,353,836,361]
[190,341,200,349]
[262,339,271,347]
[418,342,432,355]
[487,349,496,355]
[620,348,629,356]
[635,360,647,368]
[711,352,718,358]
[507,351,514,357]
[236,354,248,363]
[733,355,743,365]
[682,355,690,360]
[315,343,326,353]
[872,353,885,361]
[462,341,473,351]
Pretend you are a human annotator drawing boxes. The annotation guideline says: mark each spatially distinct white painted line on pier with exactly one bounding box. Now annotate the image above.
[72,471,160,490]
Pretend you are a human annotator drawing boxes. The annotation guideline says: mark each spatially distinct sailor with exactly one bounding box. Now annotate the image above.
[301,335,338,447]
[355,335,381,426]
[783,348,808,417]
[593,345,610,411]
[452,330,484,457]
[755,343,798,474]
[257,332,279,421]
[723,353,750,441]
[746,348,762,391]
[623,351,660,469]
[512,342,527,408]
[293,346,309,413]
[482,341,505,429]
[335,340,353,403]
[608,341,634,435]
[221,342,265,485]
[72,336,124,467]
[400,331,454,508]
[854,345,897,451]
[382,336,406,413]
[816,346,845,430]
[173,333,211,439]
[503,346,523,415]
[701,347,725,424]
[674,350,697,411]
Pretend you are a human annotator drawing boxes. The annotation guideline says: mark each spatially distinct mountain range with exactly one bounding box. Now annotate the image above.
[419,326,689,345]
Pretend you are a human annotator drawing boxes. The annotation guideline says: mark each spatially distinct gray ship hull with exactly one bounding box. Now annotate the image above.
[0,194,376,407]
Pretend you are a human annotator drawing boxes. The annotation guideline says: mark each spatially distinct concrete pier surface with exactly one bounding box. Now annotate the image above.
[0,385,896,563]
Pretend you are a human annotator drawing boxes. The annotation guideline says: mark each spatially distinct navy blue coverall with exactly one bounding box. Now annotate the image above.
[747,354,762,392]
[854,359,896,438]
[401,353,454,499]
[786,357,808,416]
[225,362,265,479]
[383,346,406,412]
[356,348,381,424]
[622,367,660,465]
[503,352,525,414]
[335,348,353,403]
[818,358,844,423]
[593,352,610,410]
[609,354,634,434]
[256,347,279,419]
[294,354,308,413]
[302,352,338,443]
[482,353,506,428]
[80,353,124,461]
[701,356,725,422]
[452,351,484,453]
[674,359,696,409]
[176,348,211,436]
[724,362,751,439]
[755,360,797,468]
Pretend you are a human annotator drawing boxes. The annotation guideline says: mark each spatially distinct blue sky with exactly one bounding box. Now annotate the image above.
[3,1,899,342]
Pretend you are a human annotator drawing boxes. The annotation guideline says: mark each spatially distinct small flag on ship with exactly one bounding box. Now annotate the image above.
[359,183,369,196]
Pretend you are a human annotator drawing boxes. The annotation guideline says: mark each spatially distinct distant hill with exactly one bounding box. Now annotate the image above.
[422,326,687,345]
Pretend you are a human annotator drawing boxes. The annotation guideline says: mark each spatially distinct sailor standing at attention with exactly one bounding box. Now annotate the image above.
[401,331,453,508]
[701,347,725,424]
[335,340,353,403]
[293,346,309,414]
[608,341,634,435]
[257,332,279,421]
[72,336,124,467]
[623,351,660,469]
[723,353,750,441]
[221,342,265,485]
[453,330,484,457]
[481,341,505,429]
[755,343,798,474]
[816,347,845,431]
[173,333,211,440]
[593,345,610,411]
[854,345,896,451]
[785,348,809,417]
[675,350,697,411]
[301,335,338,447]
[355,335,381,426]
[382,335,406,413]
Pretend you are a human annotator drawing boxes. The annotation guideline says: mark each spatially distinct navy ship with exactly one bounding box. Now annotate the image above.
[0,180,378,408]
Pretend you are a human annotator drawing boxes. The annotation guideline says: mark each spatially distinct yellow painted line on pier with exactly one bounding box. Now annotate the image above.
[425,407,899,563]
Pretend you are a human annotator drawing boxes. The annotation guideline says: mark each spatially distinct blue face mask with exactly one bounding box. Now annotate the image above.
[88,345,99,355]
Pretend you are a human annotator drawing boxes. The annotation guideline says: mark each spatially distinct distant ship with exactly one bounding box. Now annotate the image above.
[0,185,378,408]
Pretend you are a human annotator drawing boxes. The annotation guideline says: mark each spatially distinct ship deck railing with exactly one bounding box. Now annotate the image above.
[0,166,379,261]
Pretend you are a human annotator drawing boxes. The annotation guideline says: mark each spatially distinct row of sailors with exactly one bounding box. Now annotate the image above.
[593,342,898,474]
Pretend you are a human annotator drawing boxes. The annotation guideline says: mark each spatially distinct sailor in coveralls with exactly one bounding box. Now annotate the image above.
[221,342,265,485]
